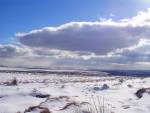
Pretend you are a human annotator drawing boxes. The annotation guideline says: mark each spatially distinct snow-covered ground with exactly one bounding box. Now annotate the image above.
[0,70,150,113]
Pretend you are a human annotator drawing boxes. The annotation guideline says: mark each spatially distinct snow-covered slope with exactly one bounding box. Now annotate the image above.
[0,71,150,113]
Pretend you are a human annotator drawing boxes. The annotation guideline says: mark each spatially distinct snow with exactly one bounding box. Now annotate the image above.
[0,70,150,113]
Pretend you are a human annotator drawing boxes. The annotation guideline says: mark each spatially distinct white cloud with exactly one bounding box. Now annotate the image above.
[1,9,150,69]
[0,44,29,58]
[17,9,150,56]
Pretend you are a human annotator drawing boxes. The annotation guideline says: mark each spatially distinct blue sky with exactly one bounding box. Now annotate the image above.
[1,0,150,69]
[1,0,150,44]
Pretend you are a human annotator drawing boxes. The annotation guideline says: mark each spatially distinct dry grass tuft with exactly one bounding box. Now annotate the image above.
[58,96,114,113]
[4,77,18,86]
[24,106,51,113]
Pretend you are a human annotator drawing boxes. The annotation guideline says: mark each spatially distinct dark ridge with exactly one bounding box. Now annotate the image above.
[101,70,150,77]
[0,70,99,76]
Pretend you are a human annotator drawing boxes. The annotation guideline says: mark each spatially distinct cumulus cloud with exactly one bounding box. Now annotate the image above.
[1,9,150,69]
[112,39,150,62]
[17,22,138,55]
[17,9,150,56]
[0,45,28,58]
[0,45,57,67]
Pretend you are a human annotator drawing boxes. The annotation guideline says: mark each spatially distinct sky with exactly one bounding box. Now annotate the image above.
[0,0,150,69]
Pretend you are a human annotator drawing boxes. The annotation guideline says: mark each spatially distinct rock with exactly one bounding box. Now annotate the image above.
[101,84,109,90]
[30,89,50,98]
[127,84,133,88]
[119,79,124,83]
[135,88,146,98]
[31,93,50,98]
[93,87,101,91]
[36,94,50,98]
[93,84,109,91]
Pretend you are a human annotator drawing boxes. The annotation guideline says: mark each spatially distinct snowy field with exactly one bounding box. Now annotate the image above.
[0,69,150,113]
